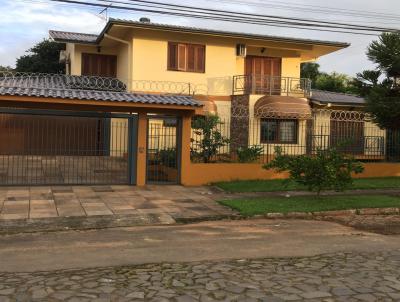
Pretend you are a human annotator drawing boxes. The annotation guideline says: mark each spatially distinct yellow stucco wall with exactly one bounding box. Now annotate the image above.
[67,28,307,95]
[181,163,400,186]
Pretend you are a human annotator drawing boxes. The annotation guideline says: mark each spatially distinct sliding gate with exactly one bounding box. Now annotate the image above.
[0,109,137,185]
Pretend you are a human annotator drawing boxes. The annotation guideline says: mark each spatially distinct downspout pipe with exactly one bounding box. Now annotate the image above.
[104,33,132,91]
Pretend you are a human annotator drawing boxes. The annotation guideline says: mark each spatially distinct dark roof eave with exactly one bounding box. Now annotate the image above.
[310,99,365,107]
[96,19,350,48]
[50,20,350,48]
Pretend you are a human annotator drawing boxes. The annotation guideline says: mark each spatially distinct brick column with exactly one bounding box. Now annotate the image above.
[179,112,193,185]
[230,95,250,152]
[136,112,147,186]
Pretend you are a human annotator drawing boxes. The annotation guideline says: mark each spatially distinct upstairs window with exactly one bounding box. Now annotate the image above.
[168,42,205,73]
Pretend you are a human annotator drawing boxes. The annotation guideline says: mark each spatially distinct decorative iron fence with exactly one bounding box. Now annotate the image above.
[232,75,311,97]
[191,109,400,164]
[0,71,201,95]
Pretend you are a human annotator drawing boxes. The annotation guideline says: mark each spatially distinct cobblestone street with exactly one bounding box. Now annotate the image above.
[1,251,400,301]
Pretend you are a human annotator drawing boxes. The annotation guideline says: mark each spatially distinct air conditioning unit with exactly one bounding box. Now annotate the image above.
[59,50,69,63]
[236,44,247,57]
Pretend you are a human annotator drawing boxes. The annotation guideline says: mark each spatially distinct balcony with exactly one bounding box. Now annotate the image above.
[232,75,311,97]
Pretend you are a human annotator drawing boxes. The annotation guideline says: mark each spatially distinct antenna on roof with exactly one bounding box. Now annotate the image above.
[99,2,112,21]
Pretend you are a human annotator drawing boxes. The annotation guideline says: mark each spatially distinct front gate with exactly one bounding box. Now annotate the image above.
[146,115,181,184]
[0,108,137,185]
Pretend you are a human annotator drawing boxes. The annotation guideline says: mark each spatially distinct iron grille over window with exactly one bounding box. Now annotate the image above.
[260,119,298,144]
[168,42,205,73]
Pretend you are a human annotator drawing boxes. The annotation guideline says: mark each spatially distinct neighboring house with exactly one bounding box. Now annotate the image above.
[0,17,354,186]
[309,90,386,160]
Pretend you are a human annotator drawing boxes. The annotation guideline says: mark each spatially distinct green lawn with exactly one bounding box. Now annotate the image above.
[215,177,400,193]
[219,195,400,216]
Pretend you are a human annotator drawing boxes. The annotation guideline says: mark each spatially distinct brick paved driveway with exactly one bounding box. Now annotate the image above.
[0,186,234,232]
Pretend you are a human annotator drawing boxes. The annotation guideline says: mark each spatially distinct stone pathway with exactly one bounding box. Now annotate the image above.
[0,251,400,301]
[0,186,235,233]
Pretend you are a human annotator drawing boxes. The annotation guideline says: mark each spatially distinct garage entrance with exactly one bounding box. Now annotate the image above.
[0,108,137,185]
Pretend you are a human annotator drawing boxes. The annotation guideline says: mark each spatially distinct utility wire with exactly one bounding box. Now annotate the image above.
[113,0,400,32]
[42,0,397,36]
[210,0,400,21]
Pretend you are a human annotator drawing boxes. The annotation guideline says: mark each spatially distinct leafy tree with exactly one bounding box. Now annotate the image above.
[15,39,65,73]
[314,72,351,93]
[350,70,382,97]
[355,33,400,129]
[300,62,320,87]
[264,147,364,196]
[191,114,230,163]
[0,66,14,71]
[300,62,354,93]
[367,33,400,83]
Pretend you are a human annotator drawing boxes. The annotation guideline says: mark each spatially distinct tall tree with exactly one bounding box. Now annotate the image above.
[0,66,14,72]
[300,62,320,87]
[367,33,400,84]
[300,62,354,93]
[361,33,400,129]
[314,72,350,93]
[15,39,65,73]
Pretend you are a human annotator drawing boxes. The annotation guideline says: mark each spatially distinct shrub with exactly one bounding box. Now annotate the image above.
[236,145,264,163]
[191,114,230,163]
[158,148,177,168]
[264,147,364,195]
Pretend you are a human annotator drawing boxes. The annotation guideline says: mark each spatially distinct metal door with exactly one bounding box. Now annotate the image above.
[146,115,181,184]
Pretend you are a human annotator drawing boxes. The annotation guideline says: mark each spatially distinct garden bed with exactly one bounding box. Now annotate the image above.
[219,195,400,216]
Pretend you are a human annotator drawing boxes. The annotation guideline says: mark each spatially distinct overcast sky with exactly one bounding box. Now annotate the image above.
[0,0,399,76]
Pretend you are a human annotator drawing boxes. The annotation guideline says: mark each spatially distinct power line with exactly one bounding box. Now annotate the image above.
[206,0,400,25]
[210,0,400,21]
[108,0,400,32]
[40,0,398,36]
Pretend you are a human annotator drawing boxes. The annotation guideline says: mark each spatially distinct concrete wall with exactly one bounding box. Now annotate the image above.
[181,162,400,186]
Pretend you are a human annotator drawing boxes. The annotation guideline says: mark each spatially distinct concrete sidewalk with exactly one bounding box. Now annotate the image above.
[1,219,399,273]
[0,185,235,233]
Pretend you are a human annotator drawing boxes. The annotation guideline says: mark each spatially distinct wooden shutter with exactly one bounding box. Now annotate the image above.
[271,58,282,77]
[187,44,196,72]
[168,43,178,70]
[195,45,205,72]
[177,44,187,71]
[167,42,205,72]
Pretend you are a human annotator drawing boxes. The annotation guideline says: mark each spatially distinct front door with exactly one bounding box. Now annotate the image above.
[245,56,282,94]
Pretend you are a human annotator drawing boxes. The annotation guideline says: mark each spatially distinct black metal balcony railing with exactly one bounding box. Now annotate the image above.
[233,75,311,97]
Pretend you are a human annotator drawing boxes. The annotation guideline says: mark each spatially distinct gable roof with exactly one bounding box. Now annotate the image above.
[310,89,365,106]
[0,74,201,107]
[50,18,350,48]
[49,30,98,44]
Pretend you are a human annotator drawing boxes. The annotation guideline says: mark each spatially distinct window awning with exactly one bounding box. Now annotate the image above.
[254,95,312,119]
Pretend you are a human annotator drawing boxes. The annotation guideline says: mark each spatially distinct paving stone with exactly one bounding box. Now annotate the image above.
[0,251,399,301]
[126,291,145,299]
[300,291,332,299]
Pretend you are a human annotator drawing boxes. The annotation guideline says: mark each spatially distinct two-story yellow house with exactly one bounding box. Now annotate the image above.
[0,17,353,186]
[50,17,353,166]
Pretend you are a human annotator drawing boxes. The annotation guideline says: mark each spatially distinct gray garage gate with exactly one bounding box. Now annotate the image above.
[0,108,137,185]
